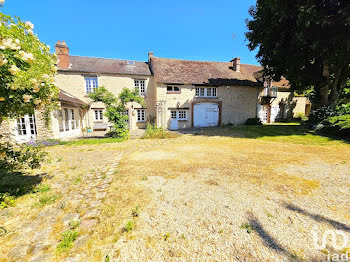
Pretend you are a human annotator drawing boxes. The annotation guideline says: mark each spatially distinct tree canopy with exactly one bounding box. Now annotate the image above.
[0,10,58,121]
[246,0,350,108]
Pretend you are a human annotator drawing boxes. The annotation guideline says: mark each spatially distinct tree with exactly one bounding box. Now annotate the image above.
[246,0,350,108]
[0,10,59,123]
[89,87,144,139]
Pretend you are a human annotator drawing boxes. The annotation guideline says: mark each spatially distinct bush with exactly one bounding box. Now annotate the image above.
[245,117,263,125]
[0,138,47,171]
[142,123,180,139]
[309,103,350,138]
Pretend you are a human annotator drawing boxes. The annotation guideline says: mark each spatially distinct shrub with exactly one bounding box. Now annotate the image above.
[142,123,180,139]
[0,193,15,209]
[56,229,78,252]
[245,117,263,125]
[308,106,337,126]
[0,138,47,171]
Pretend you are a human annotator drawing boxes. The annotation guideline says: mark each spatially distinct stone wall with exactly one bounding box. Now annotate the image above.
[156,84,259,129]
[55,72,155,130]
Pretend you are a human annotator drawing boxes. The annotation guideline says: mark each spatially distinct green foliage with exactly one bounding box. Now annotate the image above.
[56,229,78,252]
[0,138,47,171]
[0,11,59,120]
[245,117,263,126]
[326,115,350,130]
[142,123,180,139]
[123,220,135,232]
[89,86,144,139]
[0,193,15,209]
[34,184,51,193]
[246,1,350,107]
[240,223,254,234]
[37,193,60,207]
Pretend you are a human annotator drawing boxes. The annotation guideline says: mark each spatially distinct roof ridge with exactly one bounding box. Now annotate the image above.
[152,56,262,67]
[69,55,147,63]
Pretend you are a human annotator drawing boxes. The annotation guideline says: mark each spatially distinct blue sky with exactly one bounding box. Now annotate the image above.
[2,0,258,65]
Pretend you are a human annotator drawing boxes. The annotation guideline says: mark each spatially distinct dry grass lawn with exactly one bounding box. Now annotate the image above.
[1,124,349,261]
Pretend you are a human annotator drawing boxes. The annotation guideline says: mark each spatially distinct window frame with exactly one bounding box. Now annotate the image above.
[94,109,103,121]
[167,86,181,93]
[137,109,146,122]
[195,87,217,98]
[134,79,146,96]
[85,77,98,94]
[170,110,187,121]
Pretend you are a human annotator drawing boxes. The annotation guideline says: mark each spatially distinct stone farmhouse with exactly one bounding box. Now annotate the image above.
[0,41,309,143]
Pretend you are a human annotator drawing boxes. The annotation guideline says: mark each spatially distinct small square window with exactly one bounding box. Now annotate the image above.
[171,111,177,119]
[178,111,187,120]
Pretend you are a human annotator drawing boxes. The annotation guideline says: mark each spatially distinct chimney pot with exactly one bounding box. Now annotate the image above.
[148,51,154,62]
[231,57,241,72]
[55,40,70,70]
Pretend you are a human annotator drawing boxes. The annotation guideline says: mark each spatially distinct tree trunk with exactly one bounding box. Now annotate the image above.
[319,85,329,107]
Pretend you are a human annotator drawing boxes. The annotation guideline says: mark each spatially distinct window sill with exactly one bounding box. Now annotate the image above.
[195,96,218,98]
[178,119,188,122]
[167,91,181,94]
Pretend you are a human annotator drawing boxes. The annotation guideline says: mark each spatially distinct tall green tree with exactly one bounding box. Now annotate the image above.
[246,0,350,108]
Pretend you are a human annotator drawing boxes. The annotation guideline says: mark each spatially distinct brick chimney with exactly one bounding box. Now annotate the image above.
[231,57,241,72]
[55,40,70,69]
[148,51,154,63]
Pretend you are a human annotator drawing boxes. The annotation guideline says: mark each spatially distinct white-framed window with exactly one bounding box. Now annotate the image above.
[137,109,146,122]
[134,80,145,96]
[85,77,98,94]
[94,109,103,121]
[71,109,76,130]
[167,86,180,93]
[58,108,80,133]
[170,110,187,120]
[171,111,177,119]
[195,87,217,97]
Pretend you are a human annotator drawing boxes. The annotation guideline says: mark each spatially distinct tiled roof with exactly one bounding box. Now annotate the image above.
[150,57,289,88]
[60,55,152,76]
[59,89,87,107]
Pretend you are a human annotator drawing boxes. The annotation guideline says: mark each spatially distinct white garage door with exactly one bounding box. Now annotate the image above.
[193,103,219,127]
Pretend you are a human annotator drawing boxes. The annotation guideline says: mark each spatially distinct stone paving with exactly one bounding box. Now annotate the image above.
[1,158,121,262]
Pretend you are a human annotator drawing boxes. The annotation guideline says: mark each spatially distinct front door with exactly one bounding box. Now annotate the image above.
[16,115,37,143]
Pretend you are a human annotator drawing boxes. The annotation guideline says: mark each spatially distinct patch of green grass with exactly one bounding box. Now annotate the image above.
[0,193,15,209]
[56,157,63,162]
[113,170,118,174]
[122,220,134,233]
[233,123,348,146]
[56,229,78,252]
[72,175,82,185]
[141,176,148,181]
[34,184,51,193]
[266,213,274,218]
[64,137,126,146]
[240,223,254,234]
[37,194,60,207]
[142,123,180,139]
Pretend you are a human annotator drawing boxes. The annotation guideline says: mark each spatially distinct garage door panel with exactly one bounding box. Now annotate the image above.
[194,103,219,127]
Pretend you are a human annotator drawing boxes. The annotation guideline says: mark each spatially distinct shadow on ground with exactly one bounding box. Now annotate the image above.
[0,170,47,197]
[245,212,328,262]
[176,124,349,143]
[283,202,350,233]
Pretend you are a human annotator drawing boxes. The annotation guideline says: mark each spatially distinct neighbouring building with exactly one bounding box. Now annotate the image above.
[0,40,309,143]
